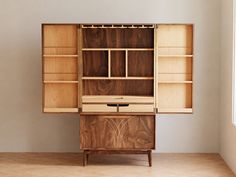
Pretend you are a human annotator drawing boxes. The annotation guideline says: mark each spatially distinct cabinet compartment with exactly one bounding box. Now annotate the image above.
[43,25,77,48]
[158,83,192,112]
[83,28,154,48]
[128,51,154,77]
[44,83,78,111]
[44,57,78,74]
[111,51,126,77]
[158,57,192,81]
[157,25,193,55]
[83,80,153,96]
[80,115,155,149]
[83,51,108,77]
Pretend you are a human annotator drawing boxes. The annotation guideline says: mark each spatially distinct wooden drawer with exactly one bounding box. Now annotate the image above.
[82,104,117,112]
[80,115,155,150]
[119,104,154,113]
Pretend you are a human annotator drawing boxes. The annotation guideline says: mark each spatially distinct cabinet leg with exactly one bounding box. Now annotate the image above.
[86,153,89,164]
[148,150,152,167]
[83,151,87,166]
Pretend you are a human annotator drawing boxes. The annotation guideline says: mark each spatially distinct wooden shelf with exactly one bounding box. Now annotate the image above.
[44,81,78,84]
[158,108,192,113]
[44,108,78,113]
[44,46,76,48]
[82,48,154,51]
[158,81,193,84]
[158,55,193,58]
[82,77,154,80]
[43,55,78,57]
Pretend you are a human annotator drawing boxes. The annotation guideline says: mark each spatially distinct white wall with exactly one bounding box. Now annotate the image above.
[220,0,236,173]
[0,0,221,152]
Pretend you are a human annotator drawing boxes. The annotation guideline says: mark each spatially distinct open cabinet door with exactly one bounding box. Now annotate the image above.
[156,24,194,114]
[42,24,80,113]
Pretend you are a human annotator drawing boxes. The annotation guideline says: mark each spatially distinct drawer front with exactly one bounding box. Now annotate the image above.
[80,115,155,150]
[82,104,117,112]
[119,104,154,113]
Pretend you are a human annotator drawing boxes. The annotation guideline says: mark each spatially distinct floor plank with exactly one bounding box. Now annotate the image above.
[0,153,234,177]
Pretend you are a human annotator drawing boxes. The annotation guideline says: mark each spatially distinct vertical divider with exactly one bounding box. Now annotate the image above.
[125,50,128,78]
[154,25,159,112]
[78,25,83,111]
[108,50,111,78]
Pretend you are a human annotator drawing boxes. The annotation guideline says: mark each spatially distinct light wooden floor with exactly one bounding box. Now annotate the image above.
[0,153,235,177]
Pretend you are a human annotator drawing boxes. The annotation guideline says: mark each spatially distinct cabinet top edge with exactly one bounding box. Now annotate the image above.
[41,23,194,26]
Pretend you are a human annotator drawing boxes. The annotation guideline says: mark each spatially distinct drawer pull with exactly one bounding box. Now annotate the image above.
[107,104,118,107]
[118,104,129,107]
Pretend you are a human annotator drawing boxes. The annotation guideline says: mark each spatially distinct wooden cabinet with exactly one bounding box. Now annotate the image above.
[42,24,194,166]
[80,115,155,150]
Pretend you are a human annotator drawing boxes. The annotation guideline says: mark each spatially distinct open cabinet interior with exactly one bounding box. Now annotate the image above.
[43,25,79,112]
[157,25,193,113]
[81,25,155,113]
[42,24,193,114]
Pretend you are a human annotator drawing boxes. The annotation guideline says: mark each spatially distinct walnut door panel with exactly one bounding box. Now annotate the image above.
[80,115,155,150]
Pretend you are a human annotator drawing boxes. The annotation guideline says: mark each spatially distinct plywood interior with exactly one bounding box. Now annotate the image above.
[44,83,78,108]
[44,73,78,81]
[43,25,78,112]
[43,25,77,47]
[158,57,192,81]
[158,83,192,109]
[157,25,193,113]
[44,57,77,74]
[157,25,193,55]
[44,47,77,55]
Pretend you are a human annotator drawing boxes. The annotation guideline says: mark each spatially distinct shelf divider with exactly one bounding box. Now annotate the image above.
[44,81,79,84]
[158,81,193,84]
[108,50,111,78]
[43,55,78,57]
[158,55,193,58]
[82,48,154,51]
[125,50,128,78]
[82,77,154,80]
[44,108,78,113]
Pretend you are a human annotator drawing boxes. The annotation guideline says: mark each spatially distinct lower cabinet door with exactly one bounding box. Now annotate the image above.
[80,115,155,150]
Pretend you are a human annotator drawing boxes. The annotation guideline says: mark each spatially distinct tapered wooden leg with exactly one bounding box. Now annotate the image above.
[148,150,152,167]
[86,153,89,164]
[83,151,87,166]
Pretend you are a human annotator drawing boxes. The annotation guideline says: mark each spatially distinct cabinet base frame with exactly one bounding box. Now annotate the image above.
[82,150,152,167]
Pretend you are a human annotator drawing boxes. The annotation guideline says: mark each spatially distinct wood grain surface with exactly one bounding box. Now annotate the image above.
[80,115,155,149]
[83,28,154,48]
[82,80,153,96]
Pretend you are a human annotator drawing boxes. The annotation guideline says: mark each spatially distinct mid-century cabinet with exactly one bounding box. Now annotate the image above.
[42,24,193,166]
